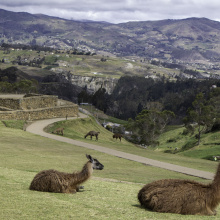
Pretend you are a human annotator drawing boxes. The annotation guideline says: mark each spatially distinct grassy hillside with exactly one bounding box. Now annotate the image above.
[158,125,220,161]
[45,117,217,173]
[1,119,220,219]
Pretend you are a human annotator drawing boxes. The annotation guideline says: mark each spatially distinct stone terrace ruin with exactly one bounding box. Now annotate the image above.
[0,94,78,120]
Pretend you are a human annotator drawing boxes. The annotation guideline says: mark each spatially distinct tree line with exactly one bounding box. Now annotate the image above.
[79,76,220,121]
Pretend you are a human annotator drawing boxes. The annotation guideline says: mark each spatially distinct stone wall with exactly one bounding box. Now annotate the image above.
[0,94,78,120]
[0,95,58,110]
[0,105,78,120]
[20,95,58,110]
[0,98,20,110]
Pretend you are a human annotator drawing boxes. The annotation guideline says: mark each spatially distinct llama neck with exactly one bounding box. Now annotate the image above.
[209,163,220,207]
[212,163,220,191]
[73,161,93,184]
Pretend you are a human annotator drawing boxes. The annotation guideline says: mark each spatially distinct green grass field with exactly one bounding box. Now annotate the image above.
[1,119,220,219]
[158,125,220,161]
[45,117,217,173]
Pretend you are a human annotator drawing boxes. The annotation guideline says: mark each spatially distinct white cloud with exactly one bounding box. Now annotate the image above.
[1,0,220,23]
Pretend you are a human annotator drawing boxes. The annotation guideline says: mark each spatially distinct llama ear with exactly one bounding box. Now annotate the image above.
[86,154,94,162]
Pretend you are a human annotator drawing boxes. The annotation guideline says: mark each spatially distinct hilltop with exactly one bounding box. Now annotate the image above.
[1,8,220,71]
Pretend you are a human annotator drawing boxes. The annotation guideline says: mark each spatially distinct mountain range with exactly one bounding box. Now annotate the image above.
[1,8,220,67]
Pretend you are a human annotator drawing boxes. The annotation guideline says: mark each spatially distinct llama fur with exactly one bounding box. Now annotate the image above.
[113,133,122,141]
[52,127,64,136]
[84,131,100,141]
[138,162,220,216]
[29,154,104,193]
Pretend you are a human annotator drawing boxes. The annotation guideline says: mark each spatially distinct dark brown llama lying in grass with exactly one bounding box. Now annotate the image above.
[113,133,122,141]
[29,154,104,193]
[52,127,64,136]
[138,162,220,216]
[84,131,100,141]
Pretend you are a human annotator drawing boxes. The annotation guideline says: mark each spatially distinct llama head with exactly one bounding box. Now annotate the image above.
[86,154,104,170]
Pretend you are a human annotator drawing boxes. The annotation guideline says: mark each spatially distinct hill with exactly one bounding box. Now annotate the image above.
[1,8,220,70]
[158,125,220,161]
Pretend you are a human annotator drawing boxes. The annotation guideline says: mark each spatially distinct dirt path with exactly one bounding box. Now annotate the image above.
[26,113,215,180]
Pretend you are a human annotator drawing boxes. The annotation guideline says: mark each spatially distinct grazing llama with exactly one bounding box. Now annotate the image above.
[29,154,104,193]
[138,162,220,216]
[113,133,122,141]
[52,127,64,136]
[84,131,100,141]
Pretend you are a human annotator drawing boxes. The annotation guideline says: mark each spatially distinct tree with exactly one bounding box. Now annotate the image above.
[92,88,109,113]
[0,81,13,92]
[77,90,92,105]
[13,80,38,93]
[184,92,215,145]
[127,109,175,146]
[207,87,220,131]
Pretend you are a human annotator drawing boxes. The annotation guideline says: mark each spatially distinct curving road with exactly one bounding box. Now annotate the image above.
[26,113,215,180]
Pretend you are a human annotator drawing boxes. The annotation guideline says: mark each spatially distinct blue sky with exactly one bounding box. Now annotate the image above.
[1,0,220,23]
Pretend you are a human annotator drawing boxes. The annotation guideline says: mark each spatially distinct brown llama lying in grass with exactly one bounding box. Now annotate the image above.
[84,131,100,141]
[29,154,104,193]
[113,133,122,141]
[138,162,220,216]
[52,127,64,136]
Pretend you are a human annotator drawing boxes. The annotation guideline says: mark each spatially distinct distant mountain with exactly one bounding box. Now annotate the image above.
[1,8,220,66]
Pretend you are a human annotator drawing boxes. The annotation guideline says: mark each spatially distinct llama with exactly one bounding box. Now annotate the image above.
[29,154,104,193]
[52,127,64,136]
[84,131,100,141]
[113,133,122,141]
[138,162,220,216]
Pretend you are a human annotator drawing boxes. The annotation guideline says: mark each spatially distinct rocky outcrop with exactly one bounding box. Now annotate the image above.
[71,75,118,94]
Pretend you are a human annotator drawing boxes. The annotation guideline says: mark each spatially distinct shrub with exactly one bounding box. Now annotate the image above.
[181,139,197,151]
[166,138,177,143]
[182,128,190,135]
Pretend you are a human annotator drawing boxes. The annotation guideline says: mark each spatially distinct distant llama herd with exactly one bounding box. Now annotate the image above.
[30,127,220,216]
[52,127,123,142]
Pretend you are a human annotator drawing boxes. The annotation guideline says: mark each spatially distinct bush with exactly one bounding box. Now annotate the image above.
[182,128,190,135]
[166,138,177,143]
[181,139,197,151]
[164,150,174,154]
[211,122,220,132]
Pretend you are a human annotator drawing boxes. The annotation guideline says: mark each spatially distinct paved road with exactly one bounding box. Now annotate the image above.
[26,114,215,180]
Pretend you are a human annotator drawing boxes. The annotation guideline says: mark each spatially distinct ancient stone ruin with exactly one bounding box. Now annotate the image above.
[0,94,78,121]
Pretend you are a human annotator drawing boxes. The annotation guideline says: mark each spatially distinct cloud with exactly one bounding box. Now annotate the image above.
[1,0,220,23]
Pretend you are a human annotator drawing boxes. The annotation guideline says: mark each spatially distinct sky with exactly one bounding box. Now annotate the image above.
[1,0,220,24]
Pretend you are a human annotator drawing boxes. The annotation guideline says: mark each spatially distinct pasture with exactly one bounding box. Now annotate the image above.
[1,119,220,219]
[46,117,217,173]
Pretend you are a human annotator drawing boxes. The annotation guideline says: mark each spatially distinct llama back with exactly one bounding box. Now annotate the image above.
[29,169,65,193]
[138,179,209,214]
